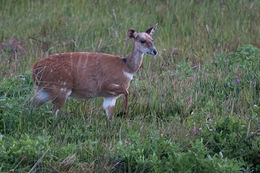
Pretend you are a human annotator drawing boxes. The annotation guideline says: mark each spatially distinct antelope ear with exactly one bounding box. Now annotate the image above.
[146,23,158,36]
[128,29,137,39]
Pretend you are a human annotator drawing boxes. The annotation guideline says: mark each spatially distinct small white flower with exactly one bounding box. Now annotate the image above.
[191,112,194,115]
[206,124,213,131]
[253,105,258,107]
[18,75,25,81]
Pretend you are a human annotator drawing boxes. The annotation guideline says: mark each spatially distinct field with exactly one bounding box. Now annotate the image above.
[0,0,260,172]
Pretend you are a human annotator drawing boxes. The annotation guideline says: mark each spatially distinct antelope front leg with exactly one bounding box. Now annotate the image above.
[117,90,128,117]
[103,97,117,120]
[123,90,128,113]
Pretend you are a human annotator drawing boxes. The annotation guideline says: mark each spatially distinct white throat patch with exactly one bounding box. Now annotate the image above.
[123,71,133,80]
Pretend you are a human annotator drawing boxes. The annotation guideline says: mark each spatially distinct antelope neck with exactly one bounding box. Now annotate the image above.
[124,46,144,73]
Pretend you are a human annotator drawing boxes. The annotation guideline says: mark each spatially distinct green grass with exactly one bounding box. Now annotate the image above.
[0,0,260,172]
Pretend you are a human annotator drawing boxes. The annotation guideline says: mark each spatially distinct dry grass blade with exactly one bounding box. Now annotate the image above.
[28,149,49,173]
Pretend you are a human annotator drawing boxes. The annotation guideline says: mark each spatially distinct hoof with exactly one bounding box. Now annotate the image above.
[117,112,126,117]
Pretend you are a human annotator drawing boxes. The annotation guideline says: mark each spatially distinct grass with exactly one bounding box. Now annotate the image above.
[0,0,260,172]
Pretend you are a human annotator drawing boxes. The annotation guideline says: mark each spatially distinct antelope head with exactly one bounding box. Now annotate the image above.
[128,24,158,56]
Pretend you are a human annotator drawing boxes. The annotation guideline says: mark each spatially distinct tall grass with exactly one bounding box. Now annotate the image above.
[0,0,259,172]
[0,0,259,77]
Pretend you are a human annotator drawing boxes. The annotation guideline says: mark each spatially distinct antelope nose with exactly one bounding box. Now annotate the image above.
[153,49,157,55]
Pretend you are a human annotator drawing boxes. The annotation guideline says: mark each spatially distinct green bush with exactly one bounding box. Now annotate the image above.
[201,117,260,172]
[114,130,246,173]
[0,134,50,171]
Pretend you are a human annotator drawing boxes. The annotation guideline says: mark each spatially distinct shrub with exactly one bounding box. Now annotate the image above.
[114,130,246,173]
[0,134,50,171]
[201,117,260,172]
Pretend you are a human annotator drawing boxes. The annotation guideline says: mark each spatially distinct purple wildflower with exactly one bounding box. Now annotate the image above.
[236,78,240,83]
[228,82,230,86]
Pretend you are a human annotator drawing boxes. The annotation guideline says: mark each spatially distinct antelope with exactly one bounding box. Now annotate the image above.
[31,24,158,120]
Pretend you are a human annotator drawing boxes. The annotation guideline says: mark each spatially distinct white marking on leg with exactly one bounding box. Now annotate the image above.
[66,90,72,99]
[103,97,117,119]
[103,97,117,109]
[123,71,133,80]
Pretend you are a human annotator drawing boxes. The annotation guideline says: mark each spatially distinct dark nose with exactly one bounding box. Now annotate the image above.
[153,49,157,55]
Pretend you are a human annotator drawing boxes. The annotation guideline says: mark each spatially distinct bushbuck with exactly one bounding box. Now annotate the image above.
[31,24,158,120]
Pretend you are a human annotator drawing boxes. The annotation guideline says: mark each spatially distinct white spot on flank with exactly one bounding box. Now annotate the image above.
[123,71,133,80]
[50,69,53,72]
[112,84,120,87]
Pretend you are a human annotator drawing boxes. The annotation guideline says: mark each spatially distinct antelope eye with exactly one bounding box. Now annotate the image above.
[140,39,146,44]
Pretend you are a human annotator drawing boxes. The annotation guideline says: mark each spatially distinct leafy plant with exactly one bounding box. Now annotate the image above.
[201,117,260,172]
[114,130,246,173]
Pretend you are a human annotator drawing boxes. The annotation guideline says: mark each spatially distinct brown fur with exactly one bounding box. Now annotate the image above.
[31,25,157,119]
[32,53,131,97]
